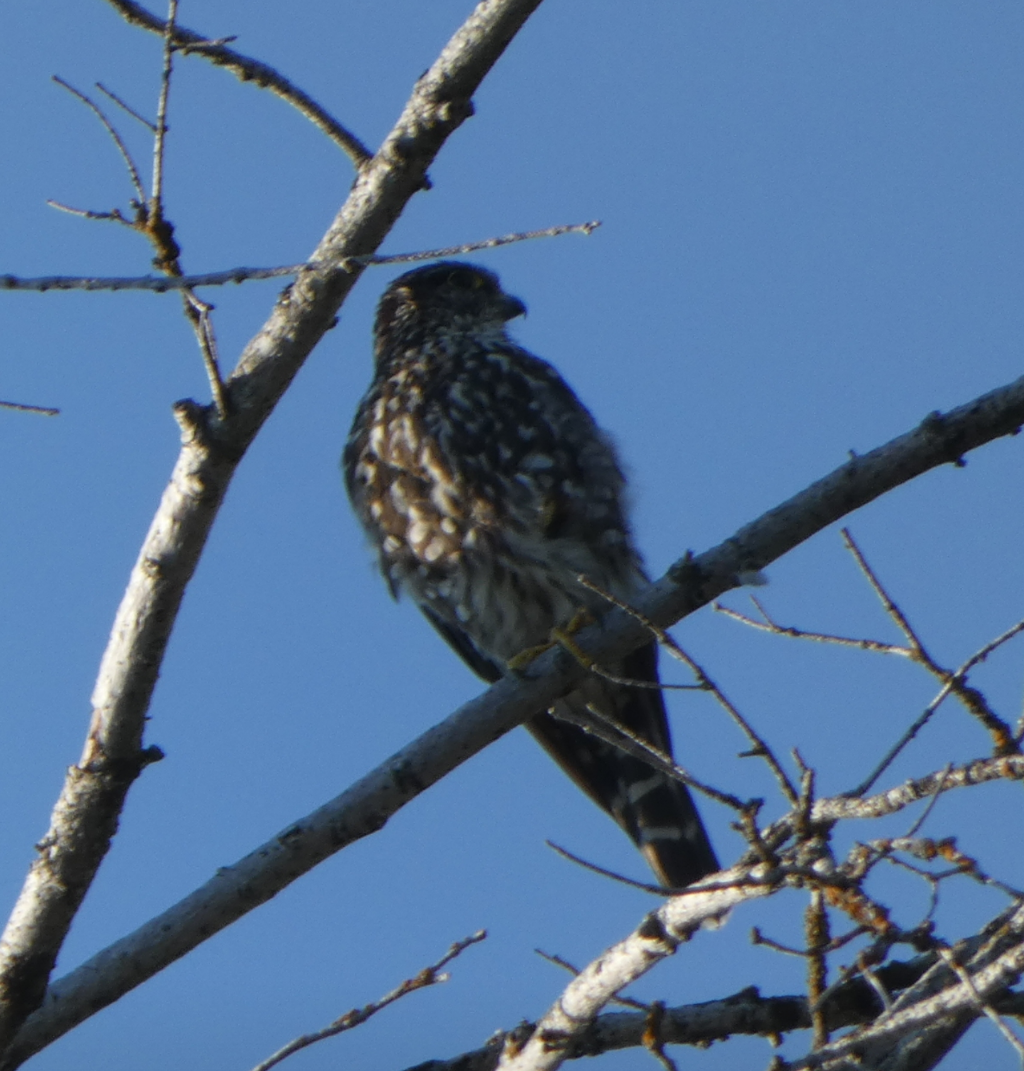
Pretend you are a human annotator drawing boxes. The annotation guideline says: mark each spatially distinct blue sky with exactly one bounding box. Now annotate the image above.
[2,3,1024,1069]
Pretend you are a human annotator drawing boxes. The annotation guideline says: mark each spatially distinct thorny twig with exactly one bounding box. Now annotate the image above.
[249,931,487,1071]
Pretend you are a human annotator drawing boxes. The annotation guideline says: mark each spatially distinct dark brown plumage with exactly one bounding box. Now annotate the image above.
[343,262,718,887]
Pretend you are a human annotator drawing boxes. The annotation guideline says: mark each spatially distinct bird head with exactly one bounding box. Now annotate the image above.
[373,261,526,357]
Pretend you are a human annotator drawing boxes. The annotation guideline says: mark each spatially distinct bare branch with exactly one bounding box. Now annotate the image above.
[250,932,486,1071]
[103,0,372,165]
[713,596,910,657]
[150,0,176,212]
[576,573,799,805]
[51,77,146,203]
[0,400,59,417]
[811,755,1024,825]
[95,82,156,131]
[0,0,547,1059]
[0,221,600,293]
[935,944,1024,1062]
[401,958,1024,1071]
[6,364,1024,1064]
[842,528,1018,756]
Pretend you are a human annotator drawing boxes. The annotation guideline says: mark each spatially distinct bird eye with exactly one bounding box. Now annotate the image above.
[448,269,484,290]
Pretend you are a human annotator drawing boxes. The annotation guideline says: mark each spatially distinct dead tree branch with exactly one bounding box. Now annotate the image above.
[399,961,1024,1071]
[0,220,599,293]
[0,0,546,1059]
[102,0,372,165]
[4,366,1024,1065]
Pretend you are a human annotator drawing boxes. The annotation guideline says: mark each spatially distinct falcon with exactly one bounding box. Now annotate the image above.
[343,262,718,887]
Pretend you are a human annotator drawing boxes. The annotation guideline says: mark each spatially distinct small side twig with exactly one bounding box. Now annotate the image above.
[150,0,177,212]
[842,528,1019,756]
[52,76,146,203]
[577,573,800,807]
[546,840,670,895]
[95,82,157,131]
[0,399,60,416]
[103,0,373,165]
[249,931,487,1071]
[641,1002,679,1071]
[713,596,909,657]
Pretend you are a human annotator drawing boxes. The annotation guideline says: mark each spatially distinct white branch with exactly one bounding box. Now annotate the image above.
[4,368,1024,1065]
[0,0,546,1058]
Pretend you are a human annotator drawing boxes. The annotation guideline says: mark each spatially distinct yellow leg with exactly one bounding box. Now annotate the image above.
[506,609,595,672]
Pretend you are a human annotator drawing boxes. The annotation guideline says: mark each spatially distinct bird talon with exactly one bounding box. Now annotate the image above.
[507,609,596,673]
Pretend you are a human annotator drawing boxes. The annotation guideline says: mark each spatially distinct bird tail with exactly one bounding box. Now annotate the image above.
[527,643,719,889]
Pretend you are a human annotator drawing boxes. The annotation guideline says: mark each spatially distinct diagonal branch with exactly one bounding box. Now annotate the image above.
[5,372,1024,1065]
[0,0,546,1059]
[103,0,372,165]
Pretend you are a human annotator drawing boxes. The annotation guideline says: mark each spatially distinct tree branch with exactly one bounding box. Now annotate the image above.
[0,220,600,293]
[102,0,373,165]
[0,0,545,1058]
[7,404,1024,1063]
[400,962,1024,1071]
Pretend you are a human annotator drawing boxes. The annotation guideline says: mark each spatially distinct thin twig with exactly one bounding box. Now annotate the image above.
[342,220,601,268]
[562,699,748,812]
[848,683,957,798]
[0,221,602,293]
[151,0,176,212]
[95,82,157,131]
[546,841,670,894]
[104,0,373,164]
[904,764,952,838]
[51,77,146,203]
[850,614,1024,798]
[842,529,1018,755]
[181,292,229,418]
[577,573,800,807]
[713,598,910,657]
[249,931,486,1071]
[0,399,60,416]
[44,202,133,226]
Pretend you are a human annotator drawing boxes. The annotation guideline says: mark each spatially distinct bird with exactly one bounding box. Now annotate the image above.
[343,261,719,888]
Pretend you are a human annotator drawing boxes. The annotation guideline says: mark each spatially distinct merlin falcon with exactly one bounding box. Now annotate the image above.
[344,262,718,887]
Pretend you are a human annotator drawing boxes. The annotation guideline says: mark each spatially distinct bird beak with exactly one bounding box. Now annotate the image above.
[500,295,527,321]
